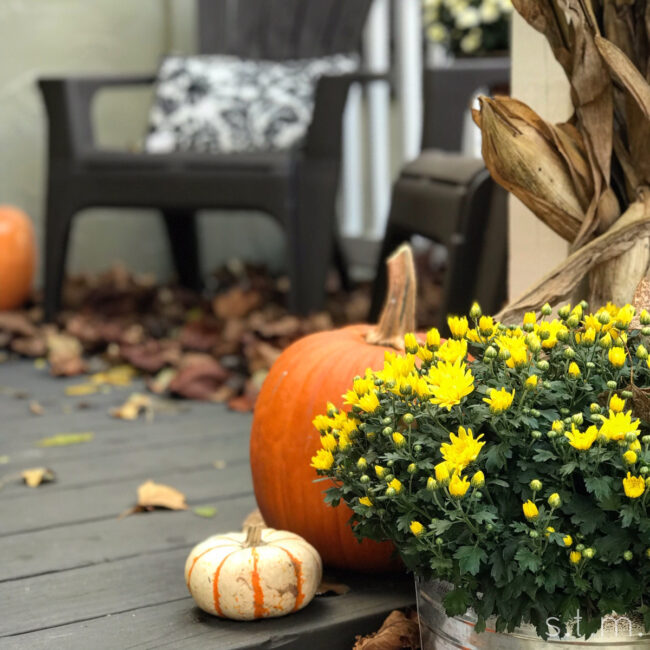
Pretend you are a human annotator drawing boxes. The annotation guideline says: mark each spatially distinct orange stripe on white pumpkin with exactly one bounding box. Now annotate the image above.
[276,545,304,611]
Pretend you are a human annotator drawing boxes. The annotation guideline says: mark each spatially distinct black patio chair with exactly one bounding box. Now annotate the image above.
[369,57,511,330]
[39,0,376,321]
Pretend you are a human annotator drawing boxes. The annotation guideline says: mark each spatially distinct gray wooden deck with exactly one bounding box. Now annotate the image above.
[0,360,414,649]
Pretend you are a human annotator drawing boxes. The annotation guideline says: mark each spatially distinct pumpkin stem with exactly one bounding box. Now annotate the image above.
[243,524,265,548]
[366,244,417,350]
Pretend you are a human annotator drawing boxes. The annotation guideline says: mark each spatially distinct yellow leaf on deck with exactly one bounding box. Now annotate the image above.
[65,384,97,397]
[21,467,56,487]
[37,432,94,447]
[111,393,152,420]
[91,364,137,387]
[137,480,187,511]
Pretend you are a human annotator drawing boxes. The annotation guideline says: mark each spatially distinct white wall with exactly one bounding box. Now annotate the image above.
[0,0,285,284]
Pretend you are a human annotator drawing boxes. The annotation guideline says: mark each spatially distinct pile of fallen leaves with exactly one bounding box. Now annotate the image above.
[0,258,443,412]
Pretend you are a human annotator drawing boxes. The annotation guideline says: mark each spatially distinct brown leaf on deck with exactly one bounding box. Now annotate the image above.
[353,610,421,650]
[178,320,221,352]
[168,354,229,401]
[316,580,351,597]
[11,336,47,358]
[0,312,38,337]
[47,333,86,377]
[213,287,262,319]
[120,340,182,374]
[21,467,56,488]
[147,367,178,394]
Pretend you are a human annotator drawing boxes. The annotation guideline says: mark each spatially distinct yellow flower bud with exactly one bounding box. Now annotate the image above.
[388,477,402,493]
[434,461,451,484]
[357,457,368,469]
[568,362,581,378]
[392,432,406,447]
[469,302,482,319]
[609,394,625,413]
[374,465,386,479]
[359,496,372,507]
[410,520,424,536]
[447,316,469,339]
[471,471,485,487]
[545,526,555,537]
[523,312,537,327]
[404,333,419,354]
[570,551,582,564]
[426,327,441,349]
[548,493,562,508]
[449,473,470,498]
[525,375,538,390]
[624,450,638,465]
[522,500,539,520]
[563,535,573,547]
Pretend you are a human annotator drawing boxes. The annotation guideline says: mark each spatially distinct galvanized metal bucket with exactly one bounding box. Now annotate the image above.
[415,578,650,648]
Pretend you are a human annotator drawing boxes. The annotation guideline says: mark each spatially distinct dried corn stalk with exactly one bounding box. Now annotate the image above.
[478,0,650,322]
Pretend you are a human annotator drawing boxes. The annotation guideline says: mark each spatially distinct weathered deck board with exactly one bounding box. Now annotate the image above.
[0,359,415,648]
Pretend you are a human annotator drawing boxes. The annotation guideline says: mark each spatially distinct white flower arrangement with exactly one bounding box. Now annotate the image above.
[423,0,512,56]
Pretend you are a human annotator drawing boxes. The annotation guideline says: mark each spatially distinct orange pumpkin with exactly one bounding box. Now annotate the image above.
[0,206,35,310]
[250,245,423,571]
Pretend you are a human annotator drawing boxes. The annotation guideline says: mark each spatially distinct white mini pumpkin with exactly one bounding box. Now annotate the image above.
[184,525,323,620]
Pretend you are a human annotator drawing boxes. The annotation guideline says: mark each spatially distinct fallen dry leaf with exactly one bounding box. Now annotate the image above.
[37,432,94,447]
[353,610,421,650]
[11,336,47,358]
[120,339,182,374]
[65,383,98,397]
[169,354,229,401]
[0,456,9,464]
[316,580,351,597]
[91,364,137,386]
[21,467,56,487]
[121,480,188,516]
[0,312,38,337]
[213,459,227,470]
[29,401,44,416]
[213,287,262,319]
[111,393,152,421]
[47,332,86,377]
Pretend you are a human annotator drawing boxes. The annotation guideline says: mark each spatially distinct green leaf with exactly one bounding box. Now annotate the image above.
[532,449,557,463]
[37,432,94,447]
[584,476,614,501]
[443,588,471,617]
[471,510,498,525]
[514,546,542,573]
[559,462,577,477]
[454,545,487,575]
[193,506,217,518]
[429,518,455,535]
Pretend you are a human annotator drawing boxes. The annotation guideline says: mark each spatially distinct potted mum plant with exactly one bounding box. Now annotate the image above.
[423,0,513,56]
[311,299,650,645]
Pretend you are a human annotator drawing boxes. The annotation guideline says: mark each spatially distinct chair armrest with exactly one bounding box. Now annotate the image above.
[303,69,392,160]
[38,75,155,159]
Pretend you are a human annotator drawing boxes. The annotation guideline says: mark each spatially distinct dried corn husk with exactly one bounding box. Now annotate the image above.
[476,96,586,242]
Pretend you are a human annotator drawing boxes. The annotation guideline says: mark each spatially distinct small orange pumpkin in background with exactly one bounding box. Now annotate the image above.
[185,525,322,620]
[0,205,36,310]
[250,245,425,572]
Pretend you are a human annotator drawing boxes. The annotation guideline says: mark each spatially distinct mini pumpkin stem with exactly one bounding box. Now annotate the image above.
[366,243,417,350]
[243,523,265,548]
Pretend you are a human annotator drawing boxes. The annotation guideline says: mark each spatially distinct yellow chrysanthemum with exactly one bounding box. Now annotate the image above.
[583,314,602,333]
[609,394,625,413]
[434,460,452,483]
[495,334,528,368]
[449,473,470,497]
[313,414,332,432]
[426,328,441,349]
[404,333,419,353]
[382,352,416,380]
[565,424,598,450]
[320,433,338,451]
[359,496,372,507]
[608,346,626,368]
[392,432,406,447]
[525,375,538,390]
[417,346,434,363]
[311,449,334,471]
[522,500,539,520]
[388,478,402,493]
[615,304,635,328]
[353,376,372,396]
[538,320,568,349]
[545,526,555,537]
[428,360,475,410]
[563,535,573,547]
[448,315,469,339]
[358,392,380,413]
[436,338,468,364]
[410,520,425,536]
[440,426,485,471]
[483,387,515,414]
[479,315,495,336]
[623,472,645,498]
[570,551,582,564]
[568,362,581,378]
[523,312,537,327]
[375,465,386,479]
[599,410,640,442]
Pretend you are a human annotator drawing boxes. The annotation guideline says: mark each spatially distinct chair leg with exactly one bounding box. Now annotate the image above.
[43,198,75,323]
[333,236,352,292]
[286,168,336,315]
[161,210,203,291]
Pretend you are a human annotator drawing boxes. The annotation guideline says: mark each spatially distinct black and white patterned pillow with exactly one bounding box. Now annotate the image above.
[144,54,359,154]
